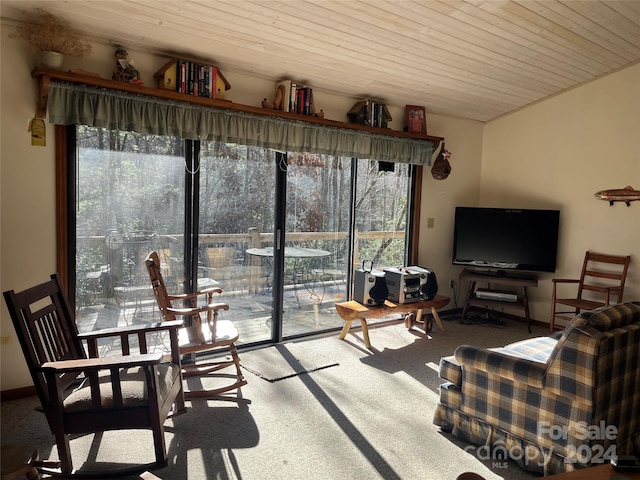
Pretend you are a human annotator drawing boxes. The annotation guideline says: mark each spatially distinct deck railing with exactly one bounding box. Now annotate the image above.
[78,229,404,269]
[76,229,405,303]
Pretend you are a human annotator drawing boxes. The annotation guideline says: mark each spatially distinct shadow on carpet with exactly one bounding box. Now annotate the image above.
[240,342,339,382]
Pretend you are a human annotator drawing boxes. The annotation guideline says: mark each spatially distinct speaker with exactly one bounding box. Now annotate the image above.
[353,262,388,307]
[383,267,423,303]
[407,265,438,300]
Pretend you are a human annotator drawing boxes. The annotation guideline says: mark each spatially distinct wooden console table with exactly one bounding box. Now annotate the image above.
[335,295,450,349]
[460,268,538,332]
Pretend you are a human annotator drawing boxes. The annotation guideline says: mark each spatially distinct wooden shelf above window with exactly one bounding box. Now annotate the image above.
[32,67,443,146]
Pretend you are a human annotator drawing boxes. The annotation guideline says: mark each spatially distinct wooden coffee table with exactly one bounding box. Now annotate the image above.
[335,295,450,349]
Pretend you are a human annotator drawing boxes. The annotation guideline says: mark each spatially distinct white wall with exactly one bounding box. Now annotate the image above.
[481,63,640,322]
[417,115,484,306]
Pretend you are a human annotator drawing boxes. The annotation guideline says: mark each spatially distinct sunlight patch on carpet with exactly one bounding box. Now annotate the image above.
[240,343,339,382]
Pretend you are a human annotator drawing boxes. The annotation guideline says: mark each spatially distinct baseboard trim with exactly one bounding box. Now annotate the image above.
[1,385,36,401]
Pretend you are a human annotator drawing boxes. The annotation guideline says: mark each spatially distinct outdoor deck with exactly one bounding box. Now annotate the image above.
[75,279,403,351]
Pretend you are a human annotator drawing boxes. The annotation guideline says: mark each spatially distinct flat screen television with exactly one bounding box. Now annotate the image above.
[452,207,560,273]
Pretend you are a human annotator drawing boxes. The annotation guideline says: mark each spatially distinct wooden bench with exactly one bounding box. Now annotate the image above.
[335,295,450,349]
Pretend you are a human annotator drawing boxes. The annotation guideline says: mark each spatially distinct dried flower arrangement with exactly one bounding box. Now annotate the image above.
[10,8,92,57]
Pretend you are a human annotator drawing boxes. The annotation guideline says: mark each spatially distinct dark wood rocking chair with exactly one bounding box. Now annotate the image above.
[145,251,247,399]
[550,251,631,331]
[3,274,186,478]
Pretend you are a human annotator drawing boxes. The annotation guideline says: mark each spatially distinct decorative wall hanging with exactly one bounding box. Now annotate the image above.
[431,141,451,180]
[594,186,640,206]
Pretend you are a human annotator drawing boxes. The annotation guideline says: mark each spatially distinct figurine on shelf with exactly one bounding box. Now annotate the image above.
[112,48,143,85]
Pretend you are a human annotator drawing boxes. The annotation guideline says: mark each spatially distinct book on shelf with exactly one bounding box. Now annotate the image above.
[347,99,391,128]
[297,88,305,115]
[290,82,297,113]
[274,81,316,115]
[154,58,230,99]
[303,87,311,115]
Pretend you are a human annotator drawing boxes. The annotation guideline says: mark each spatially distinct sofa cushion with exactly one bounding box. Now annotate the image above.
[64,363,180,412]
[495,336,557,363]
[439,336,555,386]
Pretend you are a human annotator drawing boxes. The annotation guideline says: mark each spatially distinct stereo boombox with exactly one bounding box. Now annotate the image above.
[384,265,439,303]
[353,261,389,307]
[353,262,438,306]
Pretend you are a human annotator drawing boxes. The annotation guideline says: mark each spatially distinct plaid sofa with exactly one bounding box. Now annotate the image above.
[433,302,640,475]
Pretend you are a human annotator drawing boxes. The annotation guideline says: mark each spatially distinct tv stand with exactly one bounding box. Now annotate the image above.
[460,268,538,332]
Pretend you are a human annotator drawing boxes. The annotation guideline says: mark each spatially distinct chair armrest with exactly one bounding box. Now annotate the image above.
[42,353,163,372]
[551,278,580,296]
[167,288,223,302]
[77,321,183,359]
[42,354,167,413]
[77,320,184,341]
[455,345,546,387]
[199,286,224,295]
[167,302,229,316]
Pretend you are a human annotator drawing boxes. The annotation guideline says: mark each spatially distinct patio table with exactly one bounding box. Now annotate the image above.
[246,247,330,301]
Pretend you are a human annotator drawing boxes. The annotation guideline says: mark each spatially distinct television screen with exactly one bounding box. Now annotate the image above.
[452,207,560,273]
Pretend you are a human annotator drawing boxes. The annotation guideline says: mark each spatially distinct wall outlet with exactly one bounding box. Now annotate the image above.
[449,280,455,289]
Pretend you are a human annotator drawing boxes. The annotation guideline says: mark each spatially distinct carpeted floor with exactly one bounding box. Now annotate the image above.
[240,342,339,382]
[1,312,545,479]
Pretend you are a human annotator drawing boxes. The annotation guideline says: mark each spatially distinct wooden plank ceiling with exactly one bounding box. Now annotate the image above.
[2,0,639,122]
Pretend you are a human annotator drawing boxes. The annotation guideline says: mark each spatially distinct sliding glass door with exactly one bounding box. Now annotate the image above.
[281,153,351,337]
[197,142,277,344]
[353,159,412,269]
[74,127,186,332]
[72,127,416,344]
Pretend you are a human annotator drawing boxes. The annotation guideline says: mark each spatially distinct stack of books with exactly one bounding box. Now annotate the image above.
[275,80,315,115]
[154,59,230,99]
[347,99,391,128]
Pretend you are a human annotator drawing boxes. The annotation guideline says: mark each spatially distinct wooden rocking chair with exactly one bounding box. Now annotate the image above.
[550,251,631,331]
[145,251,247,398]
[3,274,185,477]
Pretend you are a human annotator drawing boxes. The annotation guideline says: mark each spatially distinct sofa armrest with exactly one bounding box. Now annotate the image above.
[455,345,546,387]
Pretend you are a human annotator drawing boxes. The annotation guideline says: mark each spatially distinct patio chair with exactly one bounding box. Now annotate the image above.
[3,274,185,478]
[550,251,631,331]
[311,256,346,303]
[145,251,247,399]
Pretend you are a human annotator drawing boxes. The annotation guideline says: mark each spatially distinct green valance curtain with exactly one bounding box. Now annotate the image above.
[47,82,435,165]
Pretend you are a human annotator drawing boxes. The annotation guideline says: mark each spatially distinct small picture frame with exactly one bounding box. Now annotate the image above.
[406,105,427,134]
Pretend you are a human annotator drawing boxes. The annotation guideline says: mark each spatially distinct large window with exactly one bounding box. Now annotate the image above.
[66,126,420,345]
